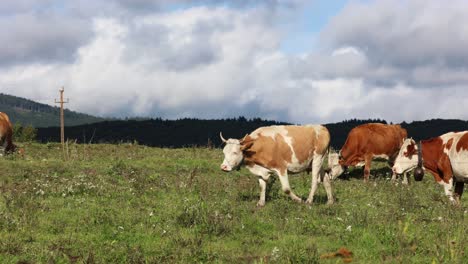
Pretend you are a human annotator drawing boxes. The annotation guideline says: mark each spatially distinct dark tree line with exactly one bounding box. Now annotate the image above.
[36,117,289,148]
[35,117,468,149]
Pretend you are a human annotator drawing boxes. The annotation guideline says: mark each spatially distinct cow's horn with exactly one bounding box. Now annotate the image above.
[219,132,227,143]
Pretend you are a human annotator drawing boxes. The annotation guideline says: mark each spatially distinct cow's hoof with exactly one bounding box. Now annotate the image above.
[326,200,335,205]
[256,201,265,207]
[305,199,313,204]
[449,198,460,207]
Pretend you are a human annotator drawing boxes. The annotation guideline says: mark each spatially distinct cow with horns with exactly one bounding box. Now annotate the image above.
[220,125,334,206]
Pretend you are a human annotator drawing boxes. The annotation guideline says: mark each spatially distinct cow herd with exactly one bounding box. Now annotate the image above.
[1,110,466,206]
[220,123,468,206]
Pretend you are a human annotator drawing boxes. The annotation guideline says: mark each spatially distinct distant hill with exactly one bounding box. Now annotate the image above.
[36,117,468,149]
[0,93,105,127]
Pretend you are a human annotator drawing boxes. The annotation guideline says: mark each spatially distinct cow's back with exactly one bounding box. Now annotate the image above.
[340,123,406,165]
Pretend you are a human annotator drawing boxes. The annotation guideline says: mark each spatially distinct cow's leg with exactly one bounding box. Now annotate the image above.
[0,136,5,156]
[402,171,409,185]
[257,178,267,207]
[438,178,456,204]
[391,171,408,185]
[276,171,302,203]
[247,165,271,207]
[391,172,397,182]
[322,171,334,205]
[454,181,464,205]
[306,153,327,204]
[363,155,372,182]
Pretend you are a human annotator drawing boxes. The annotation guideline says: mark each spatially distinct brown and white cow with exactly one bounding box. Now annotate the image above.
[328,123,408,183]
[392,132,468,205]
[220,125,334,206]
[0,112,17,155]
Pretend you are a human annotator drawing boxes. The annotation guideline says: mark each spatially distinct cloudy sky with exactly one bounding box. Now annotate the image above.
[1,0,467,124]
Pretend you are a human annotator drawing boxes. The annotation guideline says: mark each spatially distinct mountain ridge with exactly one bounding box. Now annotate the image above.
[0,93,105,127]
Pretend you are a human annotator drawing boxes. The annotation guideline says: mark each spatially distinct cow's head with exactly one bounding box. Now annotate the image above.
[392,138,419,176]
[220,132,254,172]
[327,151,346,180]
[5,143,17,154]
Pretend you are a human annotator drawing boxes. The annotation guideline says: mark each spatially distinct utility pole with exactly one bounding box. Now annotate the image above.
[55,87,69,155]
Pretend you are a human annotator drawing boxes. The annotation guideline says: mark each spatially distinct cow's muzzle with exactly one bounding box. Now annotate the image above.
[220,164,232,172]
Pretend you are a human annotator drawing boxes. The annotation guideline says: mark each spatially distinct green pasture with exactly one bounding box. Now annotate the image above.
[0,143,466,263]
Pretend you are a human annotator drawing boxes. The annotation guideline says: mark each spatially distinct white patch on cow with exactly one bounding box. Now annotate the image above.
[246,164,271,181]
[327,152,345,180]
[373,154,390,160]
[355,161,365,167]
[441,132,459,155]
[440,132,468,180]
[283,133,304,173]
[249,125,287,140]
[393,138,418,174]
[438,178,456,203]
[305,124,322,140]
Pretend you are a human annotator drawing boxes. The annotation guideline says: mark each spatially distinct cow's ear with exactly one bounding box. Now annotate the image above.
[240,141,254,151]
[404,143,417,157]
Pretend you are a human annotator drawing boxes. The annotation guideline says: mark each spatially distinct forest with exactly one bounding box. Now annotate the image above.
[35,117,468,149]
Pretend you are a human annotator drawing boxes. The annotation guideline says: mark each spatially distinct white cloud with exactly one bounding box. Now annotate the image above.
[1,0,468,124]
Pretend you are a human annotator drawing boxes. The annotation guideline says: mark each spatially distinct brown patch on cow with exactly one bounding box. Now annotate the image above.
[243,131,292,175]
[404,142,417,157]
[0,112,15,154]
[445,138,454,150]
[456,132,468,152]
[420,137,453,183]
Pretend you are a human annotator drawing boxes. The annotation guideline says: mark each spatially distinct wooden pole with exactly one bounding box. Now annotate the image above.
[55,87,69,156]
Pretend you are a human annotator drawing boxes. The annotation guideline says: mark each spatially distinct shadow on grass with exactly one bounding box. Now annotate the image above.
[337,166,393,181]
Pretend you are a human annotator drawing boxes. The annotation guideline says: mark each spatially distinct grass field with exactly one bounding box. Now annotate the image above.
[0,142,466,263]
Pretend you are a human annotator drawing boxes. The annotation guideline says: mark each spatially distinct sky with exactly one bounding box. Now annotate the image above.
[1,0,468,124]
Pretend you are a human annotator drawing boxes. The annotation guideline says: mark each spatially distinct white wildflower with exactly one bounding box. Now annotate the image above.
[271,247,280,261]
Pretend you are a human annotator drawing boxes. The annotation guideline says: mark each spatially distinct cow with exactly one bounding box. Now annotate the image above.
[328,123,409,183]
[220,125,334,206]
[0,112,17,155]
[392,132,468,205]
